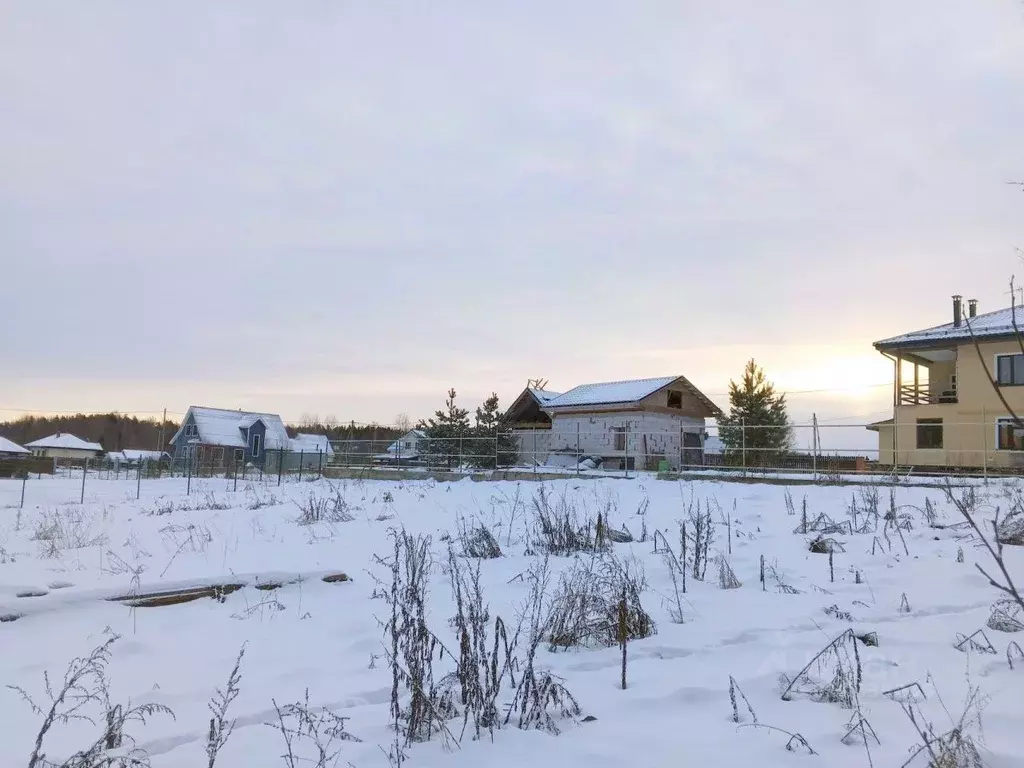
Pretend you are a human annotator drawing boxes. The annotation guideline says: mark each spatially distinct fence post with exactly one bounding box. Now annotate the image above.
[187,453,192,495]
[533,429,538,478]
[137,461,142,500]
[233,458,239,492]
[982,407,988,481]
[618,423,626,479]
[278,448,283,486]
[741,419,747,477]
[20,472,27,509]
[81,459,88,504]
[298,450,304,482]
[458,436,463,472]
[495,434,499,472]
[679,424,683,474]
[576,422,581,477]
[318,448,323,479]
[812,413,819,481]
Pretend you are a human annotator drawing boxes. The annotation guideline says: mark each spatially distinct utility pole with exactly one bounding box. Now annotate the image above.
[157,408,167,451]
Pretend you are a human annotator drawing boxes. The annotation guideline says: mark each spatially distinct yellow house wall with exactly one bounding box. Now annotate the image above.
[883,338,1024,468]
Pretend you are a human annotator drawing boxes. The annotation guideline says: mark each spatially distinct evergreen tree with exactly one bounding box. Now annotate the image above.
[472,393,519,469]
[717,359,792,467]
[420,388,472,468]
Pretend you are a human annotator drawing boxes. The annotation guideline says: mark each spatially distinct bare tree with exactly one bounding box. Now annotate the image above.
[395,413,413,433]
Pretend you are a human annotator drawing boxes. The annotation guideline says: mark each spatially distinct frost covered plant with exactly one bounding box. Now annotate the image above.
[206,647,245,768]
[295,490,354,525]
[900,682,987,768]
[9,632,174,768]
[715,555,741,590]
[546,554,655,651]
[530,486,607,556]
[269,689,361,768]
[986,599,1024,634]
[456,518,502,559]
[683,495,714,581]
[780,629,862,709]
[32,507,106,556]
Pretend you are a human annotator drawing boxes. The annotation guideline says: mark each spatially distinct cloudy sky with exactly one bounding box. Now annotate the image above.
[2,0,1022,445]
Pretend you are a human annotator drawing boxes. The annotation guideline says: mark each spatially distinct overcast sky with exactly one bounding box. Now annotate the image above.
[2,0,1022,446]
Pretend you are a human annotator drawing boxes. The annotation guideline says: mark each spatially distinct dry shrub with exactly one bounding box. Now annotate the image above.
[547,554,655,651]
[530,486,607,556]
[780,630,862,709]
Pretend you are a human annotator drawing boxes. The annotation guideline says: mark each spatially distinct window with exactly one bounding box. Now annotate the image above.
[612,426,627,451]
[996,354,1024,386]
[997,418,1024,450]
[184,423,197,438]
[667,390,683,409]
[916,418,943,449]
[404,441,412,449]
[234,449,244,462]
[251,433,262,457]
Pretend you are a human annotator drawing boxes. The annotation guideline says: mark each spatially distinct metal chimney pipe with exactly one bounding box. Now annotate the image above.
[952,295,962,327]
[968,298,977,319]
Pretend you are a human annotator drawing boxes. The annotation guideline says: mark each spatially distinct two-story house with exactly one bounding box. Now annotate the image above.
[871,295,1024,469]
[170,406,292,468]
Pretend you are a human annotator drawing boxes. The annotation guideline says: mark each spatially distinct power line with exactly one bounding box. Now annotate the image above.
[704,382,891,397]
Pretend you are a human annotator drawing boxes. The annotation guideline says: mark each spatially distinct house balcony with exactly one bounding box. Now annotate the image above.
[898,383,958,406]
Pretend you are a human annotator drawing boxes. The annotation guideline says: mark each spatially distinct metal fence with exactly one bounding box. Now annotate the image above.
[320,420,1024,480]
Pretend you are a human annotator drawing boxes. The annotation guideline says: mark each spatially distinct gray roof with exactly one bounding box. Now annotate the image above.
[543,376,680,409]
[875,305,1023,349]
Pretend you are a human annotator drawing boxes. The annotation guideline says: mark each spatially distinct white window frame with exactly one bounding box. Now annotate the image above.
[251,433,262,457]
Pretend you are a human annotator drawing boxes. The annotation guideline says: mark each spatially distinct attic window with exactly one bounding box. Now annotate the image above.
[251,433,262,457]
[667,390,683,409]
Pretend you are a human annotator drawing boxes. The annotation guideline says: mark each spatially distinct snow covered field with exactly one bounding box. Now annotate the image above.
[1,474,1022,767]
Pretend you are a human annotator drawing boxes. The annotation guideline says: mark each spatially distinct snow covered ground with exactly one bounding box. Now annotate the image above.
[0,474,1022,767]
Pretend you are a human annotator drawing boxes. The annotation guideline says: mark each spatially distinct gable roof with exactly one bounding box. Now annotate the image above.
[543,376,678,408]
[875,305,1023,349]
[0,436,29,454]
[170,406,291,450]
[542,375,722,417]
[289,433,334,455]
[24,433,103,452]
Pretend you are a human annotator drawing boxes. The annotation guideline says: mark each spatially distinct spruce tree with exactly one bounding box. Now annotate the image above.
[472,393,519,469]
[421,388,472,468]
[717,359,792,467]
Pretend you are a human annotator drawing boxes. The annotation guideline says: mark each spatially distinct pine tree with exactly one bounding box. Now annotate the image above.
[421,388,472,468]
[717,359,792,467]
[472,393,519,469]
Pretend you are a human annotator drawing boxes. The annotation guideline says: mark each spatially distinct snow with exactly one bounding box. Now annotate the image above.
[0,435,29,454]
[288,433,333,456]
[23,432,103,451]
[0,473,1022,767]
[172,407,291,450]
[116,449,168,462]
[875,304,1022,347]
[543,376,679,408]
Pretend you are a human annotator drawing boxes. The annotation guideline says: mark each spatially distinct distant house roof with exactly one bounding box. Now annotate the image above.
[24,433,103,452]
[289,433,334,455]
[170,406,291,450]
[875,305,1022,350]
[386,429,425,453]
[0,436,29,454]
[118,449,168,462]
[542,375,721,416]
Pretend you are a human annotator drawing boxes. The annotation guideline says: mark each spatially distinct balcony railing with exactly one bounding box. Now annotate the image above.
[899,384,958,405]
